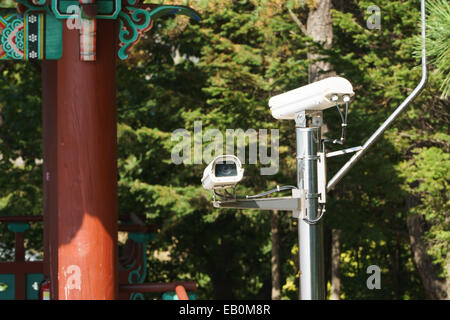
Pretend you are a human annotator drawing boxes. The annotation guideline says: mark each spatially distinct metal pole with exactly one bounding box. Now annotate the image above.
[327,0,427,191]
[296,119,325,300]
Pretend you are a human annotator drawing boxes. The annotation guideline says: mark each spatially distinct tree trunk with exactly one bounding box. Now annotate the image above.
[271,210,281,300]
[406,213,448,300]
[210,238,234,299]
[305,0,336,142]
[330,229,341,300]
[306,0,335,83]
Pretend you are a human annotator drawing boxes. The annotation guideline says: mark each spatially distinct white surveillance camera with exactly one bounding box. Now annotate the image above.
[268,77,355,120]
[201,155,244,191]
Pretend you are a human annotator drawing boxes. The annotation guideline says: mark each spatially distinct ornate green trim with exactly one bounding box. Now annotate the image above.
[129,232,156,243]
[32,0,47,5]
[51,0,122,20]
[130,292,144,300]
[162,291,196,300]
[7,1,200,61]
[128,241,147,285]
[7,223,30,233]
[1,9,61,60]
[117,4,200,60]
[148,5,200,22]
[0,14,24,60]
[0,274,15,300]
[127,236,148,300]
[15,0,49,12]
[117,7,153,60]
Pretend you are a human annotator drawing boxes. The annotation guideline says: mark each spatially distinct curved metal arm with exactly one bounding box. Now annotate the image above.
[327,0,427,191]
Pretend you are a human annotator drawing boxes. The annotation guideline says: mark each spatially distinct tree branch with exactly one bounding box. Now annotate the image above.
[288,8,307,36]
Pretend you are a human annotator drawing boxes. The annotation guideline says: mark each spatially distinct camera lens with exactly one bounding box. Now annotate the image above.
[215,162,237,177]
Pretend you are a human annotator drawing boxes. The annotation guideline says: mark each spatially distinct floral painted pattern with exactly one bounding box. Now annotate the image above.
[0,18,24,60]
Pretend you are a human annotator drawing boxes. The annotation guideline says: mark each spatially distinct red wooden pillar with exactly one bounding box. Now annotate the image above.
[42,20,118,299]
[42,59,58,296]
[14,231,26,300]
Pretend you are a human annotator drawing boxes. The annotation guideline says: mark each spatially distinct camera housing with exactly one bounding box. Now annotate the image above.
[269,77,354,120]
[202,155,244,191]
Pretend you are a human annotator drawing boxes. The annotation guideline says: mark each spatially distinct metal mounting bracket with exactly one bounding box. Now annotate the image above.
[213,189,304,212]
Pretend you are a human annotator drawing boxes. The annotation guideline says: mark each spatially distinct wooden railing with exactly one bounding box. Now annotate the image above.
[0,215,196,300]
[0,216,44,299]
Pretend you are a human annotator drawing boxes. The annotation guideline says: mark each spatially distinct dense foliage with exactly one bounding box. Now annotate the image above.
[0,0,448,299]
